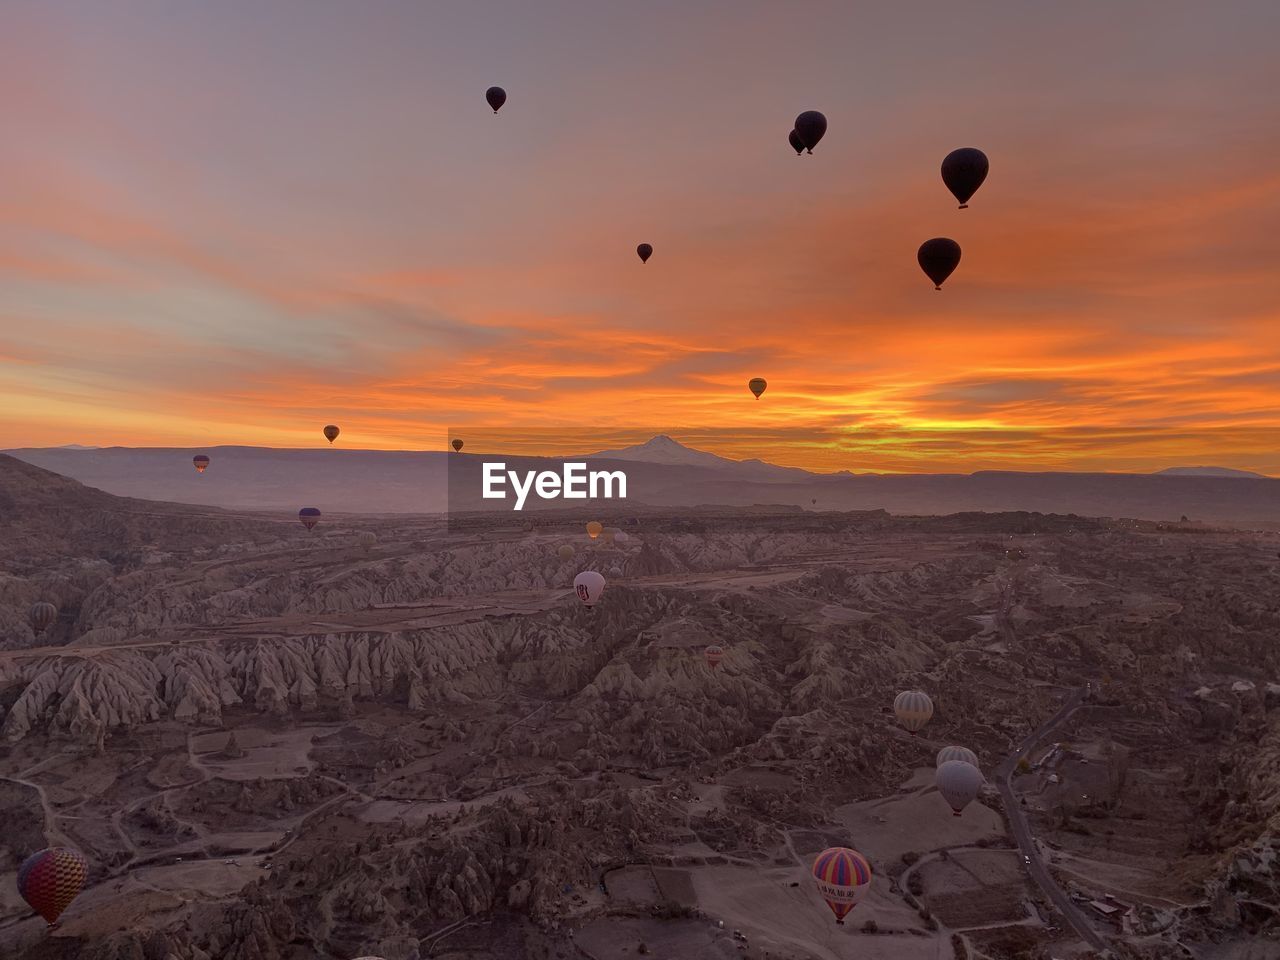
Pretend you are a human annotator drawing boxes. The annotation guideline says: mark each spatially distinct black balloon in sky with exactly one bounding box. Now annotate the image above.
[485,86,507,113]
[788,129,805,155]
[941,147,989,208]
[793,111,827,153]
[917,238,962,290]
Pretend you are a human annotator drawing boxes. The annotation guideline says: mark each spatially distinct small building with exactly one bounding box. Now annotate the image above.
[1089,900,1121,920]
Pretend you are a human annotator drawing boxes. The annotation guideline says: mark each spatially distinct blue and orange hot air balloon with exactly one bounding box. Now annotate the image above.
[299,507,321,531]
[17,847,88,927]
[811,847,872,924]
[192,454,210,474]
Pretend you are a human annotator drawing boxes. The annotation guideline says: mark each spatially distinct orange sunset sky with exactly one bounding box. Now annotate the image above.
[3,2,1280,474]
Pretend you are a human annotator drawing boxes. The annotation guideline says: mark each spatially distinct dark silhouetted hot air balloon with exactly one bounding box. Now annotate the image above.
[29,602,57,634]
[937,745,979,769]
[704,644,724,670]
[486,86,506,113]
[17,847,88,926]
[894,689,934,733]
[794,111,827,153]
[748,377,767,399]
[323,425,340,444]
[586,521,603,539]
[193,454,210,474]
[637,243,653,264]
[299,507,321,531]
[452,439,464,452]
[788,129,804,155]
[936,759,985,816]
[941,147,989,208]
[811,847,871,924]
[917,238,961,290]
[574,570,606,607]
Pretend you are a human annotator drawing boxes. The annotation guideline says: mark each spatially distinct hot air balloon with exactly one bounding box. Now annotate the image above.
[748,377,767,399]
[586,521,603,539]
[452,439,464,452]
[17,847,88,926]
[573,570,606,607]
[614,531,629,546]
[323,425,340,444]
[894,690,934,734]
[299,507,321,531]
[794,111,827,153]
[811,847,871,924]
[941,147,989,208]
[936,745,979,769]
[357,531,377,554]
[811,498,817,505]
[29,602,57,634]
[602,528,618,545]
[557,544,575,561]
[936,759,985,816]
[788,129,804,155]
[637,243,653,264]
[918,238,961,290]
[704,644,725,670]
[486,86,506,113]
[193,454,210,474]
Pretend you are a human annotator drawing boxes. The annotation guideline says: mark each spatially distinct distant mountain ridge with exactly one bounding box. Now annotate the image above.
[1154,465,1268,479]
[5,440,1279,521]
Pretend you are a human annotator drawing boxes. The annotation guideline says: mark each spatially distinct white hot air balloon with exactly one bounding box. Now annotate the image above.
[573,570,606,607]
[357,531,377,554]
[936,745,979,769]
[614,530,630,546]
[894,690,934,734]
[936,759,985,816]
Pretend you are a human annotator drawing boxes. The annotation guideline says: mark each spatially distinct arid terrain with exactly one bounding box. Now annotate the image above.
[1,453,1278,960]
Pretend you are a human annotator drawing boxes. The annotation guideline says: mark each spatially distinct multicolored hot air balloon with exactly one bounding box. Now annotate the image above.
[193,454,210,474]
[299,507,322,531]
[573,570,606,607]
[936,759,985,816]
[586,521,603,539]
[357,531,377,554]
[637,243,653,264]
[486,86,506,113]
[917,238,961,290]
[704,644,725,670]
[17,847,88,926]
[29,602,57,634]
[941,147,989,208]
[557,544,575,561]
[748,377,767,399]
[794,110,827,154]
[936,745,979,769]
[811,847,871,924]
[452,439,464,452]
[788,129,804,155]
[894,690,934,734]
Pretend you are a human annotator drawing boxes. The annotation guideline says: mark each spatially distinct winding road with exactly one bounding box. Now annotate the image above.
[993,686,1108,953]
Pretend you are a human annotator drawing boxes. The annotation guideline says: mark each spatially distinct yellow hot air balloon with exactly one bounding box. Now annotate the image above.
[748,377,767,399]
[586,521,603,539]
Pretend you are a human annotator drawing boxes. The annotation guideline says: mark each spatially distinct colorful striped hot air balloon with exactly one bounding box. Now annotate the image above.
[17,847,88,926]
[192,454,210,474]
[936,745,979,769]
[704,644,725,670]
[29,602,57,634]
[811,847,871,924]
[299,507,321,531]
[894,690,934,734]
